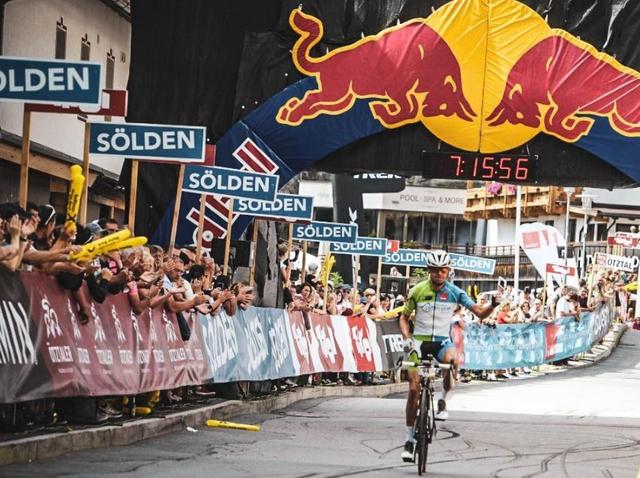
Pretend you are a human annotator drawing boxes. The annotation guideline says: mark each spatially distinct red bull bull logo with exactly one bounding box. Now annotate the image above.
[276,9,475,130]
[275,0,640,155]
[486,33,640,143]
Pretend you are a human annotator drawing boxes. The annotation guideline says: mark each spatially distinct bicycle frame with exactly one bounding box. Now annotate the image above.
[399,355,453,475]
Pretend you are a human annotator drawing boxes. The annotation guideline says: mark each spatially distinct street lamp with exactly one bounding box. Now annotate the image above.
[563,187,575,268]
[576,192,595,278]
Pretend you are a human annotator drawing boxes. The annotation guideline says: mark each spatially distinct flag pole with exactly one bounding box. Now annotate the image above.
[168,164,186,255]
[195,194,206,262]
[128,159,139,233]
[79,122,91,224]
[249,219,259,288]
[223,198,234,277]
[18,106,31,209]
[376,256,382,297]
[287,222,294,286]
[301,239,307,285]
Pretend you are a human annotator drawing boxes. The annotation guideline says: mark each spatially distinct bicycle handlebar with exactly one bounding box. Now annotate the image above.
[397,356,455,370]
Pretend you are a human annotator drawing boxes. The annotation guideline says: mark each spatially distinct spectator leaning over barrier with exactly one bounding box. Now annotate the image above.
[531,298,547,322]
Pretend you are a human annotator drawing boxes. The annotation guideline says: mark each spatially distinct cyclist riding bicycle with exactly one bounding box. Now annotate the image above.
[400,250,499,462]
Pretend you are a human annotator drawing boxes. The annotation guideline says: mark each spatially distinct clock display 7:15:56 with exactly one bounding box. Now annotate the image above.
[450,155,530,181]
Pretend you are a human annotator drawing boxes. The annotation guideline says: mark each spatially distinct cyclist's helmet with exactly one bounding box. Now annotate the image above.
[426,249,451,268]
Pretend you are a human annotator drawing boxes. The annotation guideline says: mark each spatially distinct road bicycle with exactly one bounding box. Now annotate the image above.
[399,355,455,475]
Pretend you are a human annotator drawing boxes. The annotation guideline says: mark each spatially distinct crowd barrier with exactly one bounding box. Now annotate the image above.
[0,270,615,403]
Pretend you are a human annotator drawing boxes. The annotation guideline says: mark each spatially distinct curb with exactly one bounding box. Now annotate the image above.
[567,323,627,370]
[0,382,408,466]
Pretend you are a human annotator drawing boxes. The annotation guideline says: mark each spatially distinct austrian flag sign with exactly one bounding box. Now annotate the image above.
[89,122,207,162]
[0,56,102,106]
[182,165,279,202]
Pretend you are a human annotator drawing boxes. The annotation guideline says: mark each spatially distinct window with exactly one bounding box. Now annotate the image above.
[568,218,577,243]
[105,49,115,120]
[81,34,90,60]
[55,18,67,59]
[106,49,115,88]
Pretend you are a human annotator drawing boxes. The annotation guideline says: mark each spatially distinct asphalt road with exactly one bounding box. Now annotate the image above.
[3,330,640,478]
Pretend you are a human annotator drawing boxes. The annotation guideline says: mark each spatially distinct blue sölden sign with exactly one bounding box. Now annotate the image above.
[292,221,357,244]
[89,122,206,162]
[233,194,314,222]
[182,165,279,202]
[449,253,496,275]
[382,249,428,267]
[330,236,388,257]
[0,56,102,106]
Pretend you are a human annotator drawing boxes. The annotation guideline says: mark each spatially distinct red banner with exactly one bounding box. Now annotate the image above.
[19,272,207,400]
[346,316,376,372]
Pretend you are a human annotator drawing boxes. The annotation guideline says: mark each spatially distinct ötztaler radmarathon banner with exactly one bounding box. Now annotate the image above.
[0,270,616,403]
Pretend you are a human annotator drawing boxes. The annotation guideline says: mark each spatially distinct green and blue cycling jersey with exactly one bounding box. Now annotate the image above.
[403,279,475,342]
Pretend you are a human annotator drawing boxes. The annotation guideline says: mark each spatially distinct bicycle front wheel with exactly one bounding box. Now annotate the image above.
[417,382,431,475]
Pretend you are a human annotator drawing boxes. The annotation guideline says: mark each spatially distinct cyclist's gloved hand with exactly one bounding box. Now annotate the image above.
[402,338,415,353]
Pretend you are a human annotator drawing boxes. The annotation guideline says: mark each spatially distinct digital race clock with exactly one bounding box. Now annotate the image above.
[422,152,539,183]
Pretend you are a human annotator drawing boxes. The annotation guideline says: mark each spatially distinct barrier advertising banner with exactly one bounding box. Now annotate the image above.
[0,270,617,403]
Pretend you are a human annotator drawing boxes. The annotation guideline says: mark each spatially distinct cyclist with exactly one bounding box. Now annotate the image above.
[400,250,499,462]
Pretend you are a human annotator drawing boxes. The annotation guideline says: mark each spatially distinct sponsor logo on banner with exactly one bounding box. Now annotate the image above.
[346,316,376,371]
[449,253,496,275]
[307,313,345,371]
[594,252,638,272]
[330,236,388,257]
[545,263,576,276]
[233,193,314,222]
[90,122,206,162]
[267,315,290,372]
[383,248,428,267]
[292,221,358,244]
[200,312,239,373]
[244,315,268,374]
[183,165,279,202]
[0,298,36,365]
[0,56,102,105]
[287,312,313,375]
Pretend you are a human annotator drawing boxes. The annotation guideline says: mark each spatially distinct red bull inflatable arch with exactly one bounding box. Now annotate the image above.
[122,0,640,244]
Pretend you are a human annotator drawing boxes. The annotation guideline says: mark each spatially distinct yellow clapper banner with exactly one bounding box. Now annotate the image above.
[65,165,85,234]
[320,251,335,287]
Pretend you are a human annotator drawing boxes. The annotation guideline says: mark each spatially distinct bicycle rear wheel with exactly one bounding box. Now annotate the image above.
[416,382,431,475]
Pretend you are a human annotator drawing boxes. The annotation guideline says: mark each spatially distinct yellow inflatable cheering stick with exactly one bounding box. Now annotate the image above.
[70,229,132,261]
[65,165,85,235]
[206,419,260,432]
[95,236,148,257]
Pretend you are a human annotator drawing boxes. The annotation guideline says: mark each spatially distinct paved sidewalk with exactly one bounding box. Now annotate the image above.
[0,323,626,466]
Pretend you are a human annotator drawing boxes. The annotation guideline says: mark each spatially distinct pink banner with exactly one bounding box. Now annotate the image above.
[20,272,207,399]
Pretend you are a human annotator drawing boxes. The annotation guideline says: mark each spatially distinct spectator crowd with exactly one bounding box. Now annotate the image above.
[0,200,634,434]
